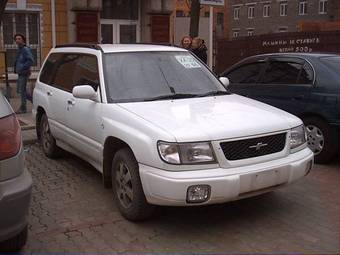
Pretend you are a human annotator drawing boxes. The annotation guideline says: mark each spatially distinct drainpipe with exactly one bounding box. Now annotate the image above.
[51,0,56,47]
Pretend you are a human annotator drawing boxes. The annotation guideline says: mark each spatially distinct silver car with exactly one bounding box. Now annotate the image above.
[0,92,32,252]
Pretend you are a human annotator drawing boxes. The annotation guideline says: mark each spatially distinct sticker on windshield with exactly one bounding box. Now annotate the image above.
[175,56,201,69]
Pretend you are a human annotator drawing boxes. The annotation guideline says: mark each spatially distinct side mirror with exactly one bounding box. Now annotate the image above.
[72,85,98,101]
[219,77,230,88]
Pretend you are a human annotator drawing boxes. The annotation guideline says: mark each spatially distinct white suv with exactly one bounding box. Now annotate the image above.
[33,44,313,221]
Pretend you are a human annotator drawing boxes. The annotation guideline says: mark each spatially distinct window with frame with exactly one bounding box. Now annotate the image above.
[319,0,327,14]
[263,4,270,17]
[1,12,40,72]
[248,6,255,19]
[216,12,224,37]
[299,1,308,15]
[280,2,288,16]
[247,29,254,36]
[234,7,240,20]
[233,30,240,38]
[278,27,288,32]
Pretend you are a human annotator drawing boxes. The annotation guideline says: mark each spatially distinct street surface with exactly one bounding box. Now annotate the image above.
[22,144,339,253]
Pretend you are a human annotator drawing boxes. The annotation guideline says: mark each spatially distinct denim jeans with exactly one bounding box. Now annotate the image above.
[16,74,29,111]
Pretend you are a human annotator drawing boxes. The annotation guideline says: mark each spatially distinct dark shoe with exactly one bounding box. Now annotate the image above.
[15,109,27,114]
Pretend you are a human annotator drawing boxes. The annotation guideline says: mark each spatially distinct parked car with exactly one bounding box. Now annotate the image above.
[33,44,313,221]
[221,53,340,163]
[0,92,32,252]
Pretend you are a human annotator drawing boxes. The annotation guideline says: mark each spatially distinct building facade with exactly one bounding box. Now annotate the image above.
[0,0,174,75]
[174,0,230,38]
[229,0,340,38]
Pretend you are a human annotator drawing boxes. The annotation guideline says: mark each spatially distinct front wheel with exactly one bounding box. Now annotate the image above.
[303,117,338,164]
[111,148,155,221]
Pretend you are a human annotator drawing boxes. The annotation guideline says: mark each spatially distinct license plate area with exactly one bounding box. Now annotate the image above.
[239,167,289,194]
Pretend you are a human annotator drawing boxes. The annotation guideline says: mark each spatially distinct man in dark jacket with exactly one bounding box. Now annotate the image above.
[14,33,34,114]
[191,37,207,64]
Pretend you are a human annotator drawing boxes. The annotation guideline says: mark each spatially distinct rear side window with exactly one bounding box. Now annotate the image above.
[39,53,62,85]
[226,62,265,84]
[39,53,99,92]
[298,63,314,84]
[260,61,302,84]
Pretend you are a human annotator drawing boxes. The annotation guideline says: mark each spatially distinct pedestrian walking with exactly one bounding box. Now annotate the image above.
[14,33,34,114]
[180,35,192,50]
[191,37,207,64]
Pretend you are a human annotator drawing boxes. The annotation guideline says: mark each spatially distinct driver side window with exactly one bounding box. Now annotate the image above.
[226,62,266,84]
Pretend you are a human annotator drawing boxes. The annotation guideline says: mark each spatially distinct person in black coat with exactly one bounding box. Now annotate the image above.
[191,37,207,64]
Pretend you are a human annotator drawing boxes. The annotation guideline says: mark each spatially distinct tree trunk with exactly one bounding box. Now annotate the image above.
[189,0,201,38]
[0,0,8,24]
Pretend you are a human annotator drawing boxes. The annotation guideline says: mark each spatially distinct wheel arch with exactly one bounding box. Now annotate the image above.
[102,136,134,188]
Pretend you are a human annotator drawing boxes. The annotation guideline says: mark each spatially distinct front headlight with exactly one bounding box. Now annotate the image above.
[158,141,216,164]
[290,125,307,151]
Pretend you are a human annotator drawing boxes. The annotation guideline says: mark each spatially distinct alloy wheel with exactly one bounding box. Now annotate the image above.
[115,162,134,209]
[306,124,324,155]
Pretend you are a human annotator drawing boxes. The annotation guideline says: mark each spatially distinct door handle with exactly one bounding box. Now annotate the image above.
[67,99,75,105]
[47,91,52,96]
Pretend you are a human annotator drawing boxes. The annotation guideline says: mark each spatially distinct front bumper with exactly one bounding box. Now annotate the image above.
[139,147,313,206]
[0,168,32,242]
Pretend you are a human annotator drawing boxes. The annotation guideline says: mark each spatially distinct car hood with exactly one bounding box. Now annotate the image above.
[118,95,301,142]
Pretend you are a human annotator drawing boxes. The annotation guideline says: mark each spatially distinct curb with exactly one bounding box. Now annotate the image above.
[23,138,37,146]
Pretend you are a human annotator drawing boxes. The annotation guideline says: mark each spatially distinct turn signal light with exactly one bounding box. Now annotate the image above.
[0,114,21,160]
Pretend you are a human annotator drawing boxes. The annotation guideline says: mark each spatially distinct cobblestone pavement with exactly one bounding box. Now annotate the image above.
[22,144,340,254]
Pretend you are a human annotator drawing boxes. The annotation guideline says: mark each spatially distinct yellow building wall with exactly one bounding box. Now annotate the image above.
[1,0,68,71]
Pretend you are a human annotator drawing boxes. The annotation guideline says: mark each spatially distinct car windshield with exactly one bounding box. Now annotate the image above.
[320,56,340,73]
[103,51,228,103]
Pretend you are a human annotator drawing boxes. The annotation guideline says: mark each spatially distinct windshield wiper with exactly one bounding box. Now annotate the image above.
[143,93,200,102]
[197,90,230,97]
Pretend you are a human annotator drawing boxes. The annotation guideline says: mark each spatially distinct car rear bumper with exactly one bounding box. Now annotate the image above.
[0,168,32,242]
[139,147,314,206]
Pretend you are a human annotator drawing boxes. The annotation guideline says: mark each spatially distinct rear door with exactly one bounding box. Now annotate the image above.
[64,53,103,165]
[249,57,314,115]
[223,58,267,97]
[38,53,75,139]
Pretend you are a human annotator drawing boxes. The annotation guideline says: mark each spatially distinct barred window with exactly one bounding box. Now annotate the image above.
[1,12,40,72]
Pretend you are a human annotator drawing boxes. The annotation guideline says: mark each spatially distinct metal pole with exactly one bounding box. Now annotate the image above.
[51,0,56,47]
[209,6,213,69]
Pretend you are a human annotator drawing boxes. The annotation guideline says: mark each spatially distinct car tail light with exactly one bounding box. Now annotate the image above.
[0,114,21,160]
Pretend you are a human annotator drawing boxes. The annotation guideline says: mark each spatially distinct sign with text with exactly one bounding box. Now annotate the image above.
[200,0,225,6]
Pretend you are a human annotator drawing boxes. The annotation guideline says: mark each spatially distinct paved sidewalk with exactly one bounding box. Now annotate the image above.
[8,96,37,145]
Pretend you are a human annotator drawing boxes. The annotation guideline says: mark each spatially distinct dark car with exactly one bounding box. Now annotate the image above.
[221,53,340,163]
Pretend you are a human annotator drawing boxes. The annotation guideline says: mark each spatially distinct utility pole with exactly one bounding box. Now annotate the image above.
[189,0,201,38]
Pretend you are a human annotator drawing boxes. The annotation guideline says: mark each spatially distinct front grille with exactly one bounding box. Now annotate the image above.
[220,133,286,161]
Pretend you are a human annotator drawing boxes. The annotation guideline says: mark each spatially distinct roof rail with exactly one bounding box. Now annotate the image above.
[55,43,102,51]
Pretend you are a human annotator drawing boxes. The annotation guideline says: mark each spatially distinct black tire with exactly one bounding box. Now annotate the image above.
[0,225,28,253]
[40,114,61,158]
[303,116,338,164]
[112,148,155,221]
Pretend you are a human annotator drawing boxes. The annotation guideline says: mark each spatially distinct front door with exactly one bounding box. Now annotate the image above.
[250,57,313,116]
[101,20,138,43]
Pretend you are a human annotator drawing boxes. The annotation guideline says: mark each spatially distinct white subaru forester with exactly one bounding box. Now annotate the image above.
[33,44,314,221]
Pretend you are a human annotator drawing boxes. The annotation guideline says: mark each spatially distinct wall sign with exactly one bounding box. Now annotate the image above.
[200,0,225,6]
